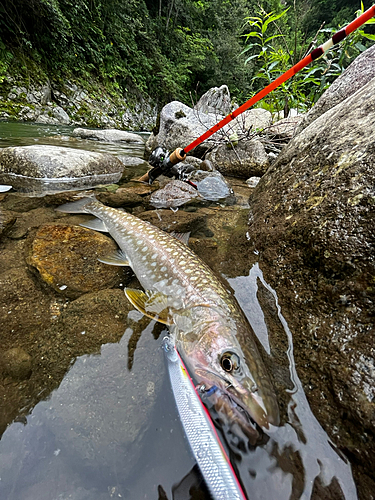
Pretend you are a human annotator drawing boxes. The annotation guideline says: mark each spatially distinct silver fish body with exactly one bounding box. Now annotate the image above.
[162,336,246,500]
[57,198,279,431]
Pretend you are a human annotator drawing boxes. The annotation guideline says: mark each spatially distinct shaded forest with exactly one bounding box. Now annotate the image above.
[0,0,373,107]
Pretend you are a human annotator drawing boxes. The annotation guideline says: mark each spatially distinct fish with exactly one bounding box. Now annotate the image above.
[0,185,12,192]
[56,197,279,433]
[162,336,247,500]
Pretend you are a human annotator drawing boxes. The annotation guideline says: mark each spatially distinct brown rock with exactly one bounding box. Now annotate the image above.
[0,209,16,238]
[0,268,55,339]
[248,76,375,498]
[96,188,143,208]
[27,224,125,298]
[0,348,32,380]
[139,209,211,237]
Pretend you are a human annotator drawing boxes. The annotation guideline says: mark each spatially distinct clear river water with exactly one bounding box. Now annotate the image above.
[0,122,357,500]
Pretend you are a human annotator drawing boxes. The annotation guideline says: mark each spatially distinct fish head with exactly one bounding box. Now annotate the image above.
[178,319,279,432]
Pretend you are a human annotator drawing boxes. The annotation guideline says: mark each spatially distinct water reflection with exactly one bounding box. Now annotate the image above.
[0,121,148,159]
[0,262,357,499]
[228,264,357,499]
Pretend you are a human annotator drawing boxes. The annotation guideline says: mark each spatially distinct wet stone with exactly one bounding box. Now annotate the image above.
[0,194,45,213]
[0,348,32,380]
[117,155,149,169]
[27,224,125,298]
[96,187,143,208]
[0,268,55,340]
[248,76,375,498]
[0,209,16,239]
[0,145,125,196]
[139,208,211,237]
[73,128,145,143]
[150,179,201,208]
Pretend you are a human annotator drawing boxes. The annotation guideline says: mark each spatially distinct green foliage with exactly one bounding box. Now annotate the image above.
[242,2,375,115]
[0,41,13,83]
[0,0,374,112]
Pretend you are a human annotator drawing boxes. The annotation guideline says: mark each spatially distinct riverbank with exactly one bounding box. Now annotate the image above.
[0,76,157,131]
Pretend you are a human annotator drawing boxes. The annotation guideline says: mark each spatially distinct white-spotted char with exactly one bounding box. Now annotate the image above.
[57,198,279,432]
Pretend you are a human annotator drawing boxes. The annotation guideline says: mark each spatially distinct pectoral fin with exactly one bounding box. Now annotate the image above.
[99,249,130,266]
[125,288,173,325]
[80,218,108,232]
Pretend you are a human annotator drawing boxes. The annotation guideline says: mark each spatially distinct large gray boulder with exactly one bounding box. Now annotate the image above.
[229,108,272,134]
[297,44,375,132]
[73,128,144,143]
[248,76,375,498]
[153,86,272,159]
[155,100,221,154]
[35,105,70,125]
[194,84,232,115]
[0,145,125,196]
[205,138,269,178]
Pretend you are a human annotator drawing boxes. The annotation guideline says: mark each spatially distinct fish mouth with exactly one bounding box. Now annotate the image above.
[195,367,279,432]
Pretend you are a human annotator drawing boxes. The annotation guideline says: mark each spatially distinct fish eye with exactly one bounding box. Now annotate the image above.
[220,352,240,373]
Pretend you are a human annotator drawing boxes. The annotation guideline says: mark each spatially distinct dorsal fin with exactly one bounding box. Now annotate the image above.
[171,232,190,246]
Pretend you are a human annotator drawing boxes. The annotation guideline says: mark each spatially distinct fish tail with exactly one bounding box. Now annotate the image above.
[56,196,97,214]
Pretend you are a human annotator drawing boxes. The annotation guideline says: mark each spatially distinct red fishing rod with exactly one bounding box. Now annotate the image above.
[140,4,375,184]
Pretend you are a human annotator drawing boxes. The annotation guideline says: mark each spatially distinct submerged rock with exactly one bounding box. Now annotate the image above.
[0,145,125,196]
[40,323,164,485]
[0,209,16,238]
[248,75,375,497]
[187,170,235,203]
[96,187,143,208]
[139,209,211,237]
[27,224,125,298]
[0,348,32,380]
[150,179,201,208]
[73,128,145,143]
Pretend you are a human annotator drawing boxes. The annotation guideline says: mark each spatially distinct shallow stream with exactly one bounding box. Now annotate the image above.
[0,122,357,499]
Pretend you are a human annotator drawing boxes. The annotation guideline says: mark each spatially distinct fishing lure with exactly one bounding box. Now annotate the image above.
[162,336,247,500]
